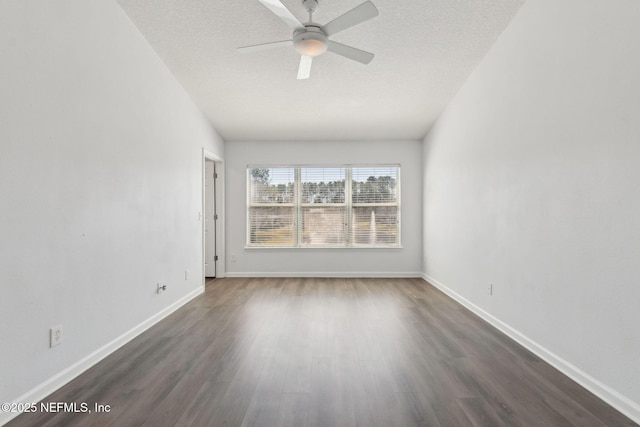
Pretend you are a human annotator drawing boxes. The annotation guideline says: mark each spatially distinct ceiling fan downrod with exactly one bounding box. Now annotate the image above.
[303,0,319,23]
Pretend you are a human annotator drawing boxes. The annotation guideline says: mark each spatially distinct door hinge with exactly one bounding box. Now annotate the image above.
[214,214,218,220]
[214,255,219,261]
[214,172,218,179]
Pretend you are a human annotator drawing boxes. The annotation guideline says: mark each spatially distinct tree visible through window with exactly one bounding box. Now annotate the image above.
[247,165,400,248]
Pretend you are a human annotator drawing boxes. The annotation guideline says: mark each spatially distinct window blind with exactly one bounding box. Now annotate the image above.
[247,165,400,248]
[300,167,346,247]
[247,168,295,247]
[351,166,399,247]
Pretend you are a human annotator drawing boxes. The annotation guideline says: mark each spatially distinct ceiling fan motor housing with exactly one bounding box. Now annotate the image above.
[293,25,328,56]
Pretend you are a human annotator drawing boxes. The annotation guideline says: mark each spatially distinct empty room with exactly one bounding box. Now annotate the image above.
[1,0,639,426]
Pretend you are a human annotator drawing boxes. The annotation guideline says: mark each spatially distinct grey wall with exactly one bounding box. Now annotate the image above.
[225,140,422,277]
[422,0,640,421]
[0,1,224,422]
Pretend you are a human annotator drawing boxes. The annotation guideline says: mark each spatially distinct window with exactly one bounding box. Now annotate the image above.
[247,165,400,248]
[248,168,295,246]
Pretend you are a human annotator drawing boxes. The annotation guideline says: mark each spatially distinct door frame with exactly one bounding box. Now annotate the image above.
[202,149,225,283]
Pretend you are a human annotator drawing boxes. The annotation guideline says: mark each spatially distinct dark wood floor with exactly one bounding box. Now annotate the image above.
[8,278,637,427]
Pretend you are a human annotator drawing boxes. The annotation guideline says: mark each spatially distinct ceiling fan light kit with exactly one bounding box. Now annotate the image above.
[293,26,328,56]
[238,0,379,79]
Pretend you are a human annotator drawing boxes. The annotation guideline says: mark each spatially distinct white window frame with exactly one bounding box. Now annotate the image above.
[246,165,401,249]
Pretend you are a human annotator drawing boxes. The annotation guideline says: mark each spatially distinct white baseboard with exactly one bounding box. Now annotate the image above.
[422,273,640,425]
[224,271,423,278]
[1,286,204,427]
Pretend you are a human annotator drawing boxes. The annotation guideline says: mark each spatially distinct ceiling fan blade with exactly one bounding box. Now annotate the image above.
[322,1,379,36]
[258,0,304,29]
[238,40,292,53]
[297,55,312,80]
[327,41,374,64]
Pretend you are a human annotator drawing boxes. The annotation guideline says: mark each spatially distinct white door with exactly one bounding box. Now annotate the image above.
[204,160,216,277]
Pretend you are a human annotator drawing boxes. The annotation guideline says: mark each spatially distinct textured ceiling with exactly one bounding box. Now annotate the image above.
[115,0,526,141]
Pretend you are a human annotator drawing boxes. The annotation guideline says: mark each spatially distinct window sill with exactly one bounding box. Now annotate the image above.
[244,246,403,251]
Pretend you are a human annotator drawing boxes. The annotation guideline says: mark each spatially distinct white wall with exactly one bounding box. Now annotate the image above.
[0,0,224,422]
[422,0,640,421]
[225,140,422,277]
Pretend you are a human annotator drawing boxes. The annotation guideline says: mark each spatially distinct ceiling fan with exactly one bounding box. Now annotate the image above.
[238,0,379,79]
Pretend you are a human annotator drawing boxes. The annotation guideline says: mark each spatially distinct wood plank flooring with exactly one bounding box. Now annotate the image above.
[7,278,637,427]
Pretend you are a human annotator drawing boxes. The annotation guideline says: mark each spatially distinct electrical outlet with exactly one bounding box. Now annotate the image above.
[488,283,493,295]
[50,325,63,348]
[231,253,237,262]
